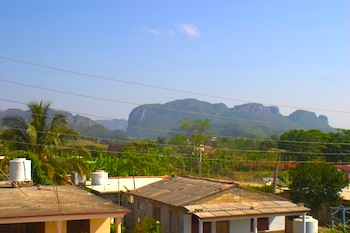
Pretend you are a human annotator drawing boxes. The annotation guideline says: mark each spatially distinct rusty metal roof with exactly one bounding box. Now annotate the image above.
[184,201,309,219]
[0,183,131,222]
[129,176,237,207]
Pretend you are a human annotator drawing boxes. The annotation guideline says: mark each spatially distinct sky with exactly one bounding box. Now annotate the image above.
[0,1,349,129]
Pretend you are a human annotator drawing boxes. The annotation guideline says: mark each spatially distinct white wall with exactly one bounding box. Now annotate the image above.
[269,216,285,231]
[230,219,251,233]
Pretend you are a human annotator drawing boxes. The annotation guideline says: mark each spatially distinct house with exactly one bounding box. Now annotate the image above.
[122,176,309,233]
[0,182,131,233]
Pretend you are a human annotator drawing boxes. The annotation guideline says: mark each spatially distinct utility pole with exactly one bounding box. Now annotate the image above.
[269,148,285,195]
[198,145,204,177]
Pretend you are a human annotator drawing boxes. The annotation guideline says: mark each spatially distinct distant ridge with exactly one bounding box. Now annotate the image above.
[126,98,334,138]
[0,108,128,140]
[0,98,334,139]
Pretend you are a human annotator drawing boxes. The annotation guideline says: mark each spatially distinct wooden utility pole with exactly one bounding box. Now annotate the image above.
[269,148,285,195]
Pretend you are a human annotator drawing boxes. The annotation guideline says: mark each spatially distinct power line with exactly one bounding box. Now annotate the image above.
[1,55,349,114]
[1,102,350,147]
[2,118,350,148]
[1,138,349,157]
[0,83,338,131]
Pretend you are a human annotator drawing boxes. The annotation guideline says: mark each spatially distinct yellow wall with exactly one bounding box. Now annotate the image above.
[90,218,110,233]
[44,218,111,233]
[45,221,67,233]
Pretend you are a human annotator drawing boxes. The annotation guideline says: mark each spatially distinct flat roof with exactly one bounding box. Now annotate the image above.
[184,201,309,219]
[0,183,131,223]
[86,176,164,194]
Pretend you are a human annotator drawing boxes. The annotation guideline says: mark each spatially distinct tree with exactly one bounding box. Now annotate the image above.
[324,129,350,162]
[289,163,348,217]
[180,117,211,147]
[0,100,90,183]
[279,129,329,161]
[176,118,211,176]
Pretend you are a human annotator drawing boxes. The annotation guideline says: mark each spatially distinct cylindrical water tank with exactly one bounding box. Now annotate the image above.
[91,170,108,185]
[293,215,318,233]
[9,158,32,181]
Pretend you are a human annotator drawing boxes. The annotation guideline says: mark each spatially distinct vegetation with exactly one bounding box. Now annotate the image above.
[131,216,160,233]
[289,163,348,216]
[1,102,350,225]
[0,101,91,184]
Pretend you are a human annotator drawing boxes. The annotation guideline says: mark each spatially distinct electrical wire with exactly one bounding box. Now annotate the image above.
[1,55,349,114]
[1,117,350,148]
[0,85,337,131]
[1,138,349,157]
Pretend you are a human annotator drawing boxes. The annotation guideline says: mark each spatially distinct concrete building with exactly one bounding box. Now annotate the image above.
[122,176,309,233]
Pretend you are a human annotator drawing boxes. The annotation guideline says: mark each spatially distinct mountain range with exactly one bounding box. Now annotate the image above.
[126,98,334,138]
[0,98,334,139]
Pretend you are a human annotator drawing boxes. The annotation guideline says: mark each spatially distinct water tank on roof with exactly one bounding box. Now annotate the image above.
[9,158,32,182]
[91,170,108,185]
[293,215,318,233]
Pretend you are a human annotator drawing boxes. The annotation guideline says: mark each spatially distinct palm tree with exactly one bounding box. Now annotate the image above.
[0,100,91,184]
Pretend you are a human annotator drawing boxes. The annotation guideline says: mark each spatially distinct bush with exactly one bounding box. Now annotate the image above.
[131,216,160,233]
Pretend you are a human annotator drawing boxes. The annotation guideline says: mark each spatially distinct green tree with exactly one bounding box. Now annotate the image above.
[324,129,350,162]
[0,100,91,183]
[279,129,329,161]
[289,163,348,216]
[180,117,211,147]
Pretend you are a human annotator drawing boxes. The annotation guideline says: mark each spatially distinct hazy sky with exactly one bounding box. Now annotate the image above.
[1,1,349,129]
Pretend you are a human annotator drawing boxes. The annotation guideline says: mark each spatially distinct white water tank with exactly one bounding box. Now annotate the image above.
[91,170,108,185]
[293,215,318,233]
[9,158,32,181]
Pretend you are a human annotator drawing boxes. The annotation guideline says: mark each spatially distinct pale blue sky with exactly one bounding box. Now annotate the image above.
[0,1,349,129]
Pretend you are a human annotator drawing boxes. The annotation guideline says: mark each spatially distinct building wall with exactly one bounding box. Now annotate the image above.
[122,193,184,233]
[183,214,192,233]
[90,218,110,233]
[269,216,285,231]
[45,221,67,233]
[44,219,111,233]
[230,219,250,233]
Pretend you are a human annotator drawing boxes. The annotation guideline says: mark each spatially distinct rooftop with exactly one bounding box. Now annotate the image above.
[336,165,350,172]
[185,201,309,219]
[0,182,131,224]
[86,176,164,194]
[129,176,238,207]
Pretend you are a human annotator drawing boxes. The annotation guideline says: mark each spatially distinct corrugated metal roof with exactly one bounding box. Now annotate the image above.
[129,176,237,207]
[184,201,309,219]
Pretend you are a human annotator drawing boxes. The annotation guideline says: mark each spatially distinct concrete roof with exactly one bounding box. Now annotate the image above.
[184,201,309,219]
[129,176,238,207]
[0,182,131,224]
[86,176,164,194]
[340,187,350,201]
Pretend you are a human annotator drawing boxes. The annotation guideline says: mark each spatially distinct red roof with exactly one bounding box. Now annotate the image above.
[336,165,350,172]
